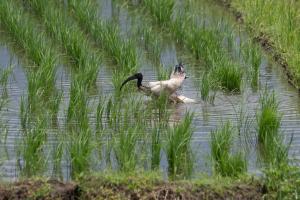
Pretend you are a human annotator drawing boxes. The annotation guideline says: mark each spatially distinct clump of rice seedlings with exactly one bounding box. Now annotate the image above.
[96,96,107,132]
[67,0,137,74]
[257,89,281,144]
[230,0,300,87]
[27,0,100,88]
[69,128,93,177]
[19,117,47,177]
[114,126,140,172]
[0,1,61,118]
[165,112,194,179]
[143,0,175,27]
[67,76,89,130]
[151,126,161,170]
[51,135,64,178]
[242,41,262,89]
[0,65,13,98]
[137,25,162,62]
[256,89,289,167]
[211,62,243,93]
[200,72,217,103]
[211,122,247,177]
[249,44,262,89]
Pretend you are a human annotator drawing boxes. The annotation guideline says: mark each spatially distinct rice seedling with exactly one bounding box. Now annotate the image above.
[210,122,247,177]
[26,0,100,88]
[96,96,107,132]
[66,0,137,74]
[151,126,161,170]
[51,135,64,178]
[142,0,175,27]
[255,89,290,167]
[241,41,262,89]
[211,62,243,93]
[200,72,217,103]
[19,117,47,177]
[165,112,194,179]
[137,25,162,62]
[0,0,62,121]
[256,89,281,145]
[114,126,140,172]
[69,128,93,177]
[230,0,300,87]
[0,65,13,98]
[67,75,89,130]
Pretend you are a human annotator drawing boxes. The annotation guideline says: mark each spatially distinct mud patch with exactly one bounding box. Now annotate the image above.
[0,179,80,200]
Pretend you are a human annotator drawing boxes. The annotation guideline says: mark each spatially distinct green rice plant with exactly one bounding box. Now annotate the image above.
[142,0,175,27]
[165,112,194,179]
[241,41,262,89]
[151,126,161,170]
[114,126,140,172]
[19,117,47,177]
[67,75,89,130]
[96,96,107,132]
[211,62,242,93]
[211,122,247,177]
[67,0,137,74]
[51,135,64,178]
[0,65,13,98]
[137,25,162,62]
[200,72,217,103]
[230,0,300,87]
[27,0,100,88]
[69,128,93,177]
[256,89,281,145]
[256,89,290,167]
[0,1,58,96]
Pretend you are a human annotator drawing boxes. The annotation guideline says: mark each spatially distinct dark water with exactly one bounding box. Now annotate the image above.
[0,0,300,181]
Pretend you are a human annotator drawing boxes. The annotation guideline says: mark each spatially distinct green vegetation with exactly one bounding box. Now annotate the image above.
[67,0,137,74]
[166,112,194,179]
[0,0,299,199]
[26,0,100,88]
[230,0,300,88]
[211,122,247,177]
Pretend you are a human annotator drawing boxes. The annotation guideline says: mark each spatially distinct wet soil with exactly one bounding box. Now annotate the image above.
[0,178,266,200]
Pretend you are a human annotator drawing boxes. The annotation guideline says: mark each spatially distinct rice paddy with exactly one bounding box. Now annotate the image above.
[0,0,299,197]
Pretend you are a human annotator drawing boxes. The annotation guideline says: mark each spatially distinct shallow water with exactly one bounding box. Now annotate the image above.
[0,0,300,181]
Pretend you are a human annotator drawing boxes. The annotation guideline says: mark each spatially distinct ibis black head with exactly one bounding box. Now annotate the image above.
[120,73,143,91]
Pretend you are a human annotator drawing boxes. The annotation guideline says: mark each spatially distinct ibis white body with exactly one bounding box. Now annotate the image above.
[120,63,196,103]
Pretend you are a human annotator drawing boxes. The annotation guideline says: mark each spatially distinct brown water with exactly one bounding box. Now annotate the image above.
[0,0,300,181]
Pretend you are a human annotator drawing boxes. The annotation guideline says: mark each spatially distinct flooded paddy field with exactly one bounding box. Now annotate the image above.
[0,0,299,183]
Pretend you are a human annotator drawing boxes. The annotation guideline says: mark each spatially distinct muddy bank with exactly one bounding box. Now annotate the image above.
[0,176,266,200]
[215,0,299,91]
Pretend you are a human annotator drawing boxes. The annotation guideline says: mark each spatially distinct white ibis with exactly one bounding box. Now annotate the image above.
[120,63,196,103]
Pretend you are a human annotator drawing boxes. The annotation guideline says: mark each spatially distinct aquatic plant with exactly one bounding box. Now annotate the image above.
[19,117,47,177]
[114,126,140,172]
[0,1,58,97]
[67,0,137,74]
[230,0,300,87]
[69,128,93,176]
[211,62,242,93]
[166,112,194,179]
[211,122,247,177]
[142,0,175,27]
[27,0,100,88]
[257,90,281,144]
